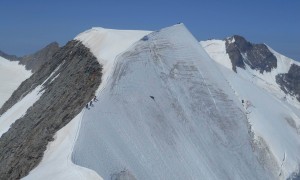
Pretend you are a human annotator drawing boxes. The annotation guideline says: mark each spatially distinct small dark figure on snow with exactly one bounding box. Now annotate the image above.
[150,96,155,100]
[242,99,244,103]
[86,104,89,109]
[93,96,98,102]
[90,101,93,106]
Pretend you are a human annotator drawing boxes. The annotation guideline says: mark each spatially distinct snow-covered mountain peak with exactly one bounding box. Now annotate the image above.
[75,27,151,90]
[2,24,300,179]
[201,36,300,179]
[201,36,300,105]
[69,24,273,180]
[75,27,151,63]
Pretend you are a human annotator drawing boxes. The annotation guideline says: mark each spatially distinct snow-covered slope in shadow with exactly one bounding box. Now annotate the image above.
[72,24,271,180]
[0,56,31,107]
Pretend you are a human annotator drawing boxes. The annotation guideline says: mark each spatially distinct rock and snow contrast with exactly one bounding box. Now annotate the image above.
[201,37,300,179]
[0,56,31,107]
[0,24,300,180]
[72,24,272,179]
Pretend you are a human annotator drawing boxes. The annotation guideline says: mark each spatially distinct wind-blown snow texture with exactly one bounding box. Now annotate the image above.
[72,24,271,179]
[201,39,300,179]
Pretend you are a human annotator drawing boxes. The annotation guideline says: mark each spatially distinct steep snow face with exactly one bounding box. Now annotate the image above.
[202,40,300,179]
[0,56,31,107]
[200,40,232,69]
[72,24,271,180]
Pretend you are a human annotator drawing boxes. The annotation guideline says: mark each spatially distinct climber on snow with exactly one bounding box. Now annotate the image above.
[93,96,98,102]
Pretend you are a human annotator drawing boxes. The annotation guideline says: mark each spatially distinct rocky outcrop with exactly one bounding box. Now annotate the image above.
[225,35,277,73]
[19,42,60,72]
[0,50,18,61]
[0,42,59,73]
[0,40,102,179]
[276,64,300,101]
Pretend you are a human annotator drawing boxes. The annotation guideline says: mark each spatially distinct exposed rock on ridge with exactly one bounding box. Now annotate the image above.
[0,42,59,73]
[19,42,60,72]
[0,50,18,61]
[276,64,300,101]
[0,40,102,179]
[225,35,277,73]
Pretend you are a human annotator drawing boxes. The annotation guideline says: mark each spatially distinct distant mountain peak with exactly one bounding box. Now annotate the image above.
[0,42,60,73]
[224,35,277,73]
[0,50,18,61]
[201,36,300,104]
[19,42,60,72]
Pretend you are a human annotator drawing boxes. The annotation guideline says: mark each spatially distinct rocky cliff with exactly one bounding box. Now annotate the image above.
[0,42,59,73]
[0,40,102,179]
[225,35,277,73]
[19,42,60,72]
[276,64,300,102]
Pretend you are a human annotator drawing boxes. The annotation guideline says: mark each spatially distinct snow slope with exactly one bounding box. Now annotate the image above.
[24,27,150,180]
[0,56,31,107]
[0,65,61,138]
[72,24,271,179]
[200,39,300,107]
[201,39,300,179]
[75,27,151,91]
[23,112,103,180]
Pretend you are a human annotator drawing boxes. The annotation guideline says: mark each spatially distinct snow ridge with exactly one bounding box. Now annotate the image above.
[72,24,271,179]
[201,39,300,179]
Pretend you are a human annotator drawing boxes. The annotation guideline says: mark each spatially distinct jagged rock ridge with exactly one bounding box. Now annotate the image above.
[19,42,60,72]
[0,40,102,179]
[276,64,300,102]
[0,42,60,73]
[225,35,277,73]
[0,50,19,61]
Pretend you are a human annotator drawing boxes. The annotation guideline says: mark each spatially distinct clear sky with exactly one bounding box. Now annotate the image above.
[0,0,299,61]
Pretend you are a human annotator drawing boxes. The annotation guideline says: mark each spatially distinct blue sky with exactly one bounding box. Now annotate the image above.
[0,0,299,61]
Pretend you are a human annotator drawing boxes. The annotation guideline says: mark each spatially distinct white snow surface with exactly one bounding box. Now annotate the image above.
[23,112,103,180]
[201,39,300,178]
[200,40,232,70]
[75,27,150,92]
[0,56,31,107]
[72,24,271,179]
